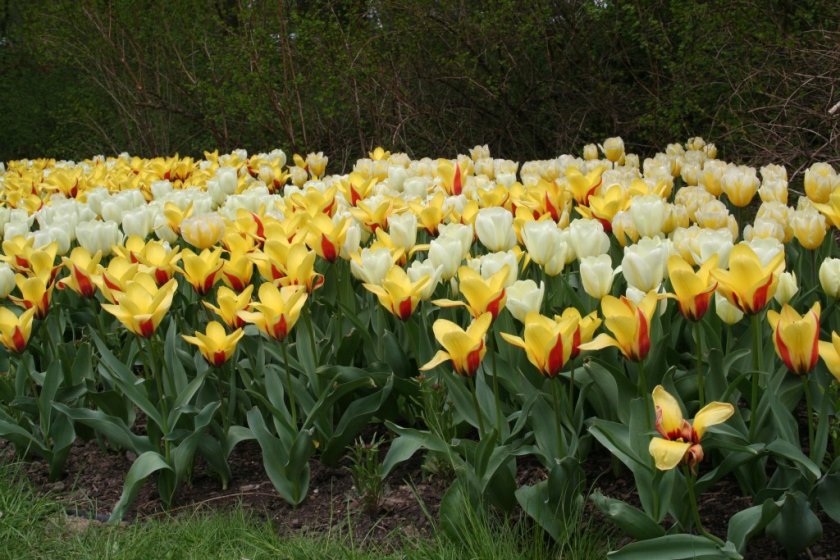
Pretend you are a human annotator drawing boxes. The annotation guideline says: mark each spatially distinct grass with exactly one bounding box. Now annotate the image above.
[0,460,610,559]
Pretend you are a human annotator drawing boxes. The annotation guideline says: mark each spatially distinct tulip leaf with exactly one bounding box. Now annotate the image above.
[380,423,451,478]
[53,403,152,453]
[766,439,821,481]
[766,491,822,558]
[727,498,780,554]
[607,535,741,559]
[590,491,665,541]
[109,451,172,522]
[588,419,647,474]
[816,470,840,524]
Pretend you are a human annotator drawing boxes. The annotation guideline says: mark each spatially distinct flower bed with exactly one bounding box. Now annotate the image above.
[1,139,839,557]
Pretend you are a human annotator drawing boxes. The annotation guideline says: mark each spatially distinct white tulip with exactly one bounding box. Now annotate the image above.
[621,237,669,292]
[506,279,545,322]
[475,207,517,252]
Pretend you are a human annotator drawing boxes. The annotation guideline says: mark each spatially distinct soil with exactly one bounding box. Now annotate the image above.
[3,434,839,559]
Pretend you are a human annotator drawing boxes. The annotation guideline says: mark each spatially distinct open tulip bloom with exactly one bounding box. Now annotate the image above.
[711,244,784,315]
[420,312,492,377]
[767,302,820,375]
[649,385,734,471]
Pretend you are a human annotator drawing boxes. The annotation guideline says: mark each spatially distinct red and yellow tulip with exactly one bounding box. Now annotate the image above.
[667,254,718,321]
[238,283,308,342]
[101,274,178,338]
[0,307,36,353]
[182,321,244,367]
[711,244,784,314]
[501,311,579,377]
[649,385,734,471]
[577,293,658,362]
[767,302,820,375]
[363,265,429,321]
[420,312,492,377]
[434,265,508,320]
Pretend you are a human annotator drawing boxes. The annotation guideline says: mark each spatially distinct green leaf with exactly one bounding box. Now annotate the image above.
[607,534,741,559]
[766,492,822,558]
[817,471,840,524]
[380,424,451,478]
[53,403,152,453]
[588,419,647,473]
[516,480,565,542]
[109,451,172,522]
[591,491,665,541]
[766,439,821,481]
[727,499,780,554]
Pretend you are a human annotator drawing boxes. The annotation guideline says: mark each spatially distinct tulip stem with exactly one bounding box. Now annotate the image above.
[552,379,566,458]
[637,359,652,429]
[282,339,297,428]
[488,333,503,436]
[695,320,705,407]
[803,375,815,461]
[748,313,763,441]
[225,359,235,434]
[683,466,724,546]
[468,376,485,437]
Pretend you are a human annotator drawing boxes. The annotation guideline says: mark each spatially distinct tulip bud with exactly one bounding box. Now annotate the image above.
[721,165,759,208]
[699,160,727,197]
[819,258,840,298]
[350,247,394,286]
[122,207,154,239]
[522,220,562,266]
[715,292,744,325]
[602,137,625,163]
[792,208,827,250]
[475,207,517,252]
[629,195,667,238]
[388,212,417,252]
[505,279,545,322]
[804,162,838,204]
[583,144,599,161]
[773,271,798,306]
[429,236,464,280]
[579,254,615,300]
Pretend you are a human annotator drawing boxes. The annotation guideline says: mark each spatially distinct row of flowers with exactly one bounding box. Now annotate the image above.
[1,138,839,557]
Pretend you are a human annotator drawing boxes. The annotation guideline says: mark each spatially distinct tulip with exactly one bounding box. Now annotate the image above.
[791,208,827,250]
[339,172,376,206]
[304,214,350,263]
[578,292,658,361]
[428,236,464,280]
[566,166,605,206]
[204,285,253,329]
[0,264,15,298]
[56,247,103,298]
[569,219,610,259]
[819,258,840,298]
[621,237,669,293]
[434,265,508,320]
[10,273,53,319]
[475,207,517,252]
[648,385,734,471]
[629,194,667,238]
[387,212,418,253]
[721,165,759,208]
[238,283,308,342]
[714,292,744,325]
[505,279,545,322]
[350,247,398,286]
[579,254,616,300]
[407,259,443,300]
[121,207,154,239]
[363,265,429,320]
[101,274,178,338]
[521,220,567,275]
[804,162,838,204]
[0,307,36,353]
[134,240,182,286]
[576,184,629,232]
[601,137,625,163]
[813,189,840,229]
[182,321,245,367]
[711,244,784,314]
[767,302,820,375]
[180,213,226,249]
[180,247,224,295]
[94,256,139,304]
[501,311,580,377]
[420,312,492,377]
[819,332,840,382]
[277,243,325,293]
[666,255,718,321]
[468,251,519,288]
[773,271,798,306]
[583,143,599,161]
[437,159,467,196]
[688,228,734,269]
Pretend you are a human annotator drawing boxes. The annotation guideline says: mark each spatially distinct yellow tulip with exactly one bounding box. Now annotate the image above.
[363,265,429,321]
[500,311,579,377]
[420,313,492,377]
[94,256,139,304]
[163,201,193,234]
[304,214,350,263]
[767,302,820,375]
[339,172,377,206]
[813,189,840,229]
[575,183,629,233]
[648,385,734,471]
[0,307,36,353]
[135,239,182,286]
[565,166,605,206]
[666,255,718,321]
[179,248,224,295]
[220,252,254,292]
[204,285,253,329]
[711,244,784,314]
[238,283,307,342]
[577,292,658,362]
[350,197,393,234]
[275,243,324,293]
[182,321,244,367]
[437,159,468,196]
[433,265,508,320]
[101,274,178,338]
[410,192,446,235]
[10,274,53,319]
[57,247,103,298]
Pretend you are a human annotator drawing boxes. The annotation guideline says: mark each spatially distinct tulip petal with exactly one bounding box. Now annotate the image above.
[649,437,691,470]
[652,385,684,437]
[419,350,452,371]
[693,402,735,438]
